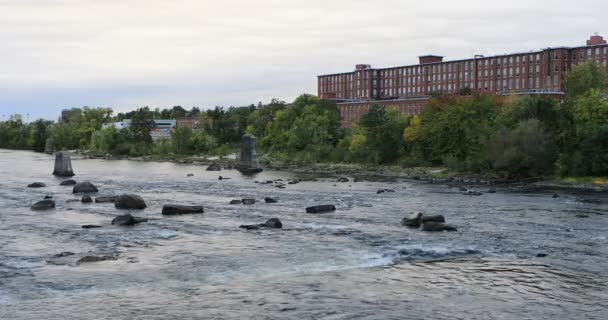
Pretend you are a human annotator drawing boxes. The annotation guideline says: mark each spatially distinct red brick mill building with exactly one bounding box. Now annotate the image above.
[318,35,608,127]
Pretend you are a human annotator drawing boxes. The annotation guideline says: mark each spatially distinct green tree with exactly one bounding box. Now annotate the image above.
[355,105,408,164]
[172,127,194,154]
[565,61,607,99]
[485,119,557,177]
[31,119,51,152]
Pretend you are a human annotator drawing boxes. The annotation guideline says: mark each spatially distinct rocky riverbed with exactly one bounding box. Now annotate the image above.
[1,149,607,319]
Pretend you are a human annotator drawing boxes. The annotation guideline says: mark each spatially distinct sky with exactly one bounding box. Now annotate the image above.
[0,0,606,120]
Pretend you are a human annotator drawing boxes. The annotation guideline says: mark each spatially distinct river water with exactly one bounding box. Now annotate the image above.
[0,149,607,319]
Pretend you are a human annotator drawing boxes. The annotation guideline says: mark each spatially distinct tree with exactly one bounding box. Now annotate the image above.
[557,89,608,176]
[172,127,194,154]
[565,61,607,99]
[31,119,51,152]
[129,107,156,145]
[485,119,557,177]
[355,105,408,164]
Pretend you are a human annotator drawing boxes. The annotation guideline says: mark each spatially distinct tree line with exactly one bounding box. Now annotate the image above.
[1,61,607,178]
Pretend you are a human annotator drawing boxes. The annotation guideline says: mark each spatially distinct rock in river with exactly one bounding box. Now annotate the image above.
[242,198,256,205]
[206,163,222,171]
[240,218,283,230]
[162,204,204,215]
[60,179,77,186]
[81,195,93,203]
[306,205,336,213]
[27,182,46,188]
[401,213,422,228]
[264,197,278,203]
[31,199,55,211]
[73,181,98,193]
[111,213,147,226]
[114,194,147,209]
[420,221,457,232]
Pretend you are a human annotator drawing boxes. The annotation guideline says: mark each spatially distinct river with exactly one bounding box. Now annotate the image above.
[0,149,607,319]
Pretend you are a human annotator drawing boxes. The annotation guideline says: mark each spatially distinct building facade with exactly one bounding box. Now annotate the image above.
[318,35,608,127]
[176,117,200,129]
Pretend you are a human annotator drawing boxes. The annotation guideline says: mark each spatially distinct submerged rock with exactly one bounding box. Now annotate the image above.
[242,198,256,205]
[239,218,283,230]
[264,197,278,203]
[206,163,222,171]
[487,189,497,194]
[401,213,422,228]
[95,196,117,203]
[28,182,46,188]
[230,199,242,204]
[186,173,194,177]
[421,214,446,223]
[336,177,349,183]
[81,195,93,203]
[60,179,77,186]
[73,181,98,193]
[306,205,336,213]
[44,195,53,199]
[162,204,204,215]
[114,194,147,209]
[82,225,102,229]
[111,213,147,226]
[421,221,457,232]
[31,199,55,211]
[77,255,117,264]
[552,193,560,198]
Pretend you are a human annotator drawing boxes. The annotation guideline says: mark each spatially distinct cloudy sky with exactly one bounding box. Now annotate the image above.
[0,0,606,120]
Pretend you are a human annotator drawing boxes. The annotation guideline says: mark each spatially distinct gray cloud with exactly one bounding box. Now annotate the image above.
[0,0,606,119]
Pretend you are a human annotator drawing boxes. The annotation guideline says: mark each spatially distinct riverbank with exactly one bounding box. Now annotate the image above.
[74,151,608,193]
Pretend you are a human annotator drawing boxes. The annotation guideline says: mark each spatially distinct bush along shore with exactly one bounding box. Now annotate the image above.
[2,61,608,189]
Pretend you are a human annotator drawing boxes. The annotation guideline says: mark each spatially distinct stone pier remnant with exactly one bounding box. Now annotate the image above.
[236,134,263,174]
[52,151,75,177]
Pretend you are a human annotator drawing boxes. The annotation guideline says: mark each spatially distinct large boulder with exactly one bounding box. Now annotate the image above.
[421,221,457,232]
[60,179,77,186]
[31,199,55,211]
[306,205,336,213]
[111,213,147,226]
[114,194,147,209]
[73,182,98,193]
[162,204,204,215]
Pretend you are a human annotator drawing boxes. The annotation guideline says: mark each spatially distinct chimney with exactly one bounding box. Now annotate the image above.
[355,64,371,70]
[587,34,607,46]
[418,55,444,64]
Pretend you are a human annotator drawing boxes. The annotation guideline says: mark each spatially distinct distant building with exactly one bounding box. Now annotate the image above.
[150,120,176,140]
[101,119,176,140]
[318,34,608,127]
[176,117,200,129]
[102,119,132,129]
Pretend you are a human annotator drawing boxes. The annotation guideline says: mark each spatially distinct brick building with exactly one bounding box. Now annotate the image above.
[318,35,608,127]
[176,117,200,129]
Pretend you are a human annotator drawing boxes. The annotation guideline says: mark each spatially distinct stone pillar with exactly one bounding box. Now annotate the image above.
[237,134,262,173]
[52,151,75,177]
